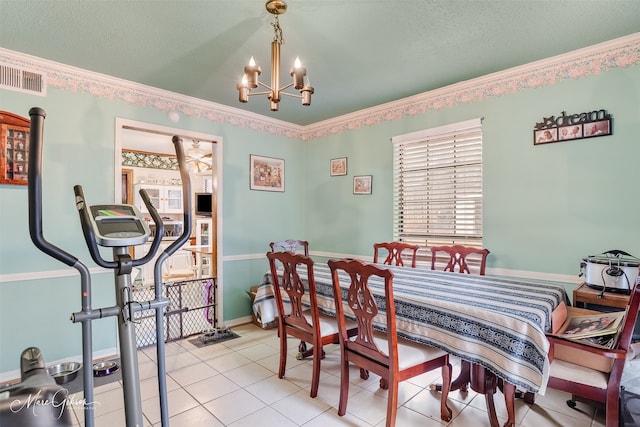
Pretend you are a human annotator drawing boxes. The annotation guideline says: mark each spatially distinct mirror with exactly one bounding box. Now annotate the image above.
[114,118,221,280]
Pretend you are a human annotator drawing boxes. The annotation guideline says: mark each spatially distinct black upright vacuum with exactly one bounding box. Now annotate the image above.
[8,107,193,426]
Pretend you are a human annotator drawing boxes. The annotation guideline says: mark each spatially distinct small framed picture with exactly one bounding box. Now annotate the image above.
[533,128,558,145]
[558,125,583,140]
[330,157,347,176]
[583,119,612,138]
[353,175,372,195]
[250,154,284,192]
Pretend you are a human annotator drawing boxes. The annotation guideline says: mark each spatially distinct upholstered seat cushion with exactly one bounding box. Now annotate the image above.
[372,333,448,371]
[549,358,609,389]
[300,311,355,336]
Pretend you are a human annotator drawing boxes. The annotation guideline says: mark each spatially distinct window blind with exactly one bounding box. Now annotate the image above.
[391,118,483,251]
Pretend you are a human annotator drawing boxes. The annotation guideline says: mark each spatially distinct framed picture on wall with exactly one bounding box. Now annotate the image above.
[250,154,284,192]
[534,128,558,145]
[330,157,347,176]
[583,120,612,138]
[353,175,372,195]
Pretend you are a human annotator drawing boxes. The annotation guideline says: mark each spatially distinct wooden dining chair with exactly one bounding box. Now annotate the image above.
[269,239,309,256]
[373,241,419,268]
[328,258,453,426]
[546,283,640,427]
[269,239,311,354]
[430,244,490,275]
[266,251,356,398]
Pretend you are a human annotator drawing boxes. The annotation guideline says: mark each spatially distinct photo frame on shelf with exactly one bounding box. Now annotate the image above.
[353,175,372,195]
[250,154,284,192]
[330,157,347,176]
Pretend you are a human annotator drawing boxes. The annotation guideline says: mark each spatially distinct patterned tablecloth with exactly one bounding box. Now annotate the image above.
[308,263,569,394]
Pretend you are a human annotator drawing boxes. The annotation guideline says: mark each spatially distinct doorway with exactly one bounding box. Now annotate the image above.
[114,118,223,320]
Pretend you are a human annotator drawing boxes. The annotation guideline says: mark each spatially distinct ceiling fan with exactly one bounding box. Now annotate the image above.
[186,140,212,172]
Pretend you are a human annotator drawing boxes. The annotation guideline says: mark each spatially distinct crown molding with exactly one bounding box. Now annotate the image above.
[304,32,640,140]
[1,32,639,141]
[0,47,305,139]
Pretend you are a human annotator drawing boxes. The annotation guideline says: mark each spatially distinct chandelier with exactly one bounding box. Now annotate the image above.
[237,0,314,111]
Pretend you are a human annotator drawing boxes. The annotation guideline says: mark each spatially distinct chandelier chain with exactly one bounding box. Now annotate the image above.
[272,16,284,45]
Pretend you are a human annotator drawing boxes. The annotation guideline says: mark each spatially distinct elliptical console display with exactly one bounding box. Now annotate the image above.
[87,205,150,247]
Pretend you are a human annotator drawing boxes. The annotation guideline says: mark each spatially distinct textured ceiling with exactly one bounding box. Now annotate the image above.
[1,1,639,126]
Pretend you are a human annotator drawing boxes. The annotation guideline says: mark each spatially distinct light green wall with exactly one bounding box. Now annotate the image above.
[304,66,640,275]
[0,275,117,365]
[1,59,639,373]
[304,125,393,254]
[0,88,304,372]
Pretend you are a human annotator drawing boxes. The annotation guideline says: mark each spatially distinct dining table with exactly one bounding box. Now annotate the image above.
[305,263,570,427]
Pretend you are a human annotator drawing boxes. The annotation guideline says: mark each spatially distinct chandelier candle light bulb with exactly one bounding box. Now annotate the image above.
[301,83,314,106]
[291,57,306,89]
[244,57,260,88]
[237,75,249,103]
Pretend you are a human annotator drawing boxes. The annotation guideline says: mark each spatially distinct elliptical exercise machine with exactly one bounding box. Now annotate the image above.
[24,107,193,427]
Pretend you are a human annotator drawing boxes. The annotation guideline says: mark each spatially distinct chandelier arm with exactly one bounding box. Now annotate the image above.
[256,81,272,90]
[248,90,272,97]
[279,82,294,91]
[279,92,303,99]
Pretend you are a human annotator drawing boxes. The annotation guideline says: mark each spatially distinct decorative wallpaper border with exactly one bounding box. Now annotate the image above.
[122,150,178,170]
[304,33,640,140]
[1,33,639,141]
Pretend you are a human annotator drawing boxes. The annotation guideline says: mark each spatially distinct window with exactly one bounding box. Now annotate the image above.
[391,118,483,253]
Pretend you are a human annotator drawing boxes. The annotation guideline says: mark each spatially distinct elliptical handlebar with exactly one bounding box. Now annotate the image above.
[134,189,165,266]
[28,107,80,268]
[161,136,193,256]
[73,185,112,269]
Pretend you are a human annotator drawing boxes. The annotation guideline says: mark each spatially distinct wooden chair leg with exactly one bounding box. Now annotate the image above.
[278,327,287,379]
[309,342,321,398]
[606,388,620,427]
[337,356,350,416]
[386,380,399,427]
[440,361,453,422]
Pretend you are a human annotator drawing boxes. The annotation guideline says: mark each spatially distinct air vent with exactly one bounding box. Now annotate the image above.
[0,63,46,96]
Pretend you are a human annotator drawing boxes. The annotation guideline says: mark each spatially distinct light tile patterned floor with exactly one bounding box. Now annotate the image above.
[65,323,639,426]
